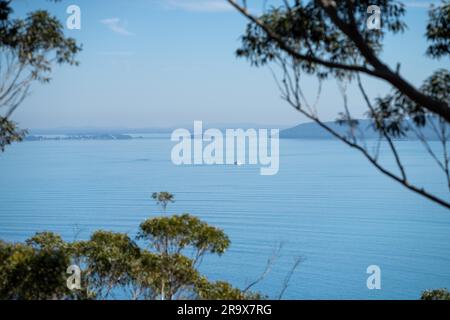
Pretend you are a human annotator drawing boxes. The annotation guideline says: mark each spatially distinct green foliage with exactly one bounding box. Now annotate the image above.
[236,1,449,144]
[138,213,230,258]
[128,251,200,300]
[71,231,141,299]
[0,117,27,152]
[0,0,80,81]
[146,253,200,299]
[0,233,71,300]
[0,0,80,152]
[136,213,231,299]
[421,288,450,300]
[237,1,406,80]
[3,11,79,80]
[422,68,450,104]
[151,191,175,213]
[426,1,450,59]
[26,231,66,250]
[0,195,257,300]
[195,277,264,300]
[369,69,450,137]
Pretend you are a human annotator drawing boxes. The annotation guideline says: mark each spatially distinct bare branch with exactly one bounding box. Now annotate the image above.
[278,57,450,209]
[356,74,407,181]
[228,0,450,122]
[317,0,450,122]
[277,256,304,300]
[227,0,382,77]
[243,243,283,293]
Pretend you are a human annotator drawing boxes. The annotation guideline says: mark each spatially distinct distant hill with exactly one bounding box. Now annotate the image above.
[280,119,442,140]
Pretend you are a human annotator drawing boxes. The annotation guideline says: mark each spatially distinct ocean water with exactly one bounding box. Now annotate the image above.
[0,136,449,299]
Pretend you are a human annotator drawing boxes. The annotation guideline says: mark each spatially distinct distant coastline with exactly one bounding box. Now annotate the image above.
[23,119,441,142]
[25,134,138,141]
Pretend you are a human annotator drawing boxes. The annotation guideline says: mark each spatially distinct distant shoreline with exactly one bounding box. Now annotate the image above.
[23,118,442,141]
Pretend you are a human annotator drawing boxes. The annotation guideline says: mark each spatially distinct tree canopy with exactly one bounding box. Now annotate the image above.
[229,0,450,209]
[151,192,175,213]
[0,214,258,300]
[0,0,81,151]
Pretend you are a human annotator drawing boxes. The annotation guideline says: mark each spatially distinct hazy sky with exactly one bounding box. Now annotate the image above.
[10,0,446,129]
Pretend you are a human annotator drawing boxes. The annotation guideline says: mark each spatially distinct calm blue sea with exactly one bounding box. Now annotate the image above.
[1,136,449,299]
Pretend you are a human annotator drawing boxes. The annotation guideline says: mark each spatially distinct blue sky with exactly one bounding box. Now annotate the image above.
[10,0,447,129]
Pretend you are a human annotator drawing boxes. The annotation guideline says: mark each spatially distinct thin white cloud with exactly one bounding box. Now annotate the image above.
[100,18,134,36]
[164,0,233,12]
